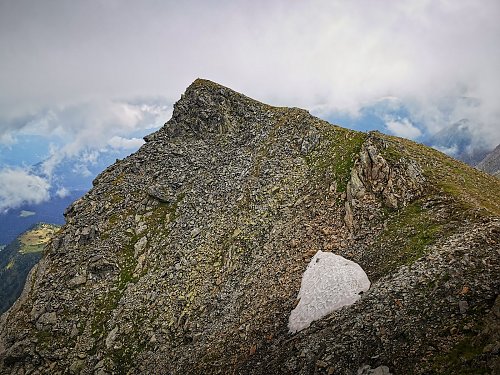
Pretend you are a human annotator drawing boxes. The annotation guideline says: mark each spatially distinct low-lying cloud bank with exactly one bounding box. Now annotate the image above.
[0,98,169,212]
[0,168,50,213]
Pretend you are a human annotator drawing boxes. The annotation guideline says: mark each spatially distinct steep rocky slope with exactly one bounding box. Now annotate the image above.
[0,80,499,375]
[477,144,500,178]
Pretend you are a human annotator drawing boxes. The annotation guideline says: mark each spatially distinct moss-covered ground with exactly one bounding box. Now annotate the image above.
[370,200,446,279]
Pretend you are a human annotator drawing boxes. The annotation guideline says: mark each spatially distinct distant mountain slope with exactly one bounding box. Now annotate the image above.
[0,190,84,246]
[423,119,492,166]
[0,80,499,375]
[476,143,500,178]
[0,223,59,314]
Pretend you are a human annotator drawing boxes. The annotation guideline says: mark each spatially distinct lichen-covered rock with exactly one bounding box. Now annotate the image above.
[344,136,425,230]
[0,79,499,375]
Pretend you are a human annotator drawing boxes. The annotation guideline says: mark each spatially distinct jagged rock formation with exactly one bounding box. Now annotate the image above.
[0,80,499,375]
[477,144,500,178]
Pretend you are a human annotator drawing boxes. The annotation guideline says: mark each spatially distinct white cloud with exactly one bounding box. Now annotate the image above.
[0,132,16,145]
[0,168,50,213]
[6,99,171,179]
[79,150,100,165]
[385,118,422,140]
[0,0,499,153]
[55,187,70,198]
[107,136,145,150]
[19,210,35,218]
[432,145,458,156]
[72,163,93,178]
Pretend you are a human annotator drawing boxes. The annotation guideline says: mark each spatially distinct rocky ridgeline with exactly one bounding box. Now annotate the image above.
[0,80,499,375]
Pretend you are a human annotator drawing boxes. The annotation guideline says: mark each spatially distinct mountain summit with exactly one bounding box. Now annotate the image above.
[1,79,499,374]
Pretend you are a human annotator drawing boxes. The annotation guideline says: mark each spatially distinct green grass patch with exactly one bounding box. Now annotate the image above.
[142,192,185,240]
[305,127,366,193]
[369,201,445,279]
[110,193,123,204]
[431,336,489,375]
[19,223,60,254]
[112,173,125,186]
[117,238,139,289]
[35,330,53,347]
[19,244,45,254]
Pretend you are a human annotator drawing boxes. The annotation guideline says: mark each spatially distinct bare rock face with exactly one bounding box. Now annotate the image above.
[0,79,499,375]
[344,136,425,230]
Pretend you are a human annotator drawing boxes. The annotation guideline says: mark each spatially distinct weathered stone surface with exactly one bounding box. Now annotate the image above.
[148,184,177,203]
[36,311,57,329]
[134,236,147,255]
[105,326,119,349]
[68,274,86,288]
[358,365,392,375]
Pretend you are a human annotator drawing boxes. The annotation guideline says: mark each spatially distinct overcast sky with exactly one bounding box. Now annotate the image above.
[1,0,500,211]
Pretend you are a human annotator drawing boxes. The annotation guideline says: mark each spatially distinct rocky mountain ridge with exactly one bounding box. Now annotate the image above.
[0,79,499,375]
[477,143,500,178]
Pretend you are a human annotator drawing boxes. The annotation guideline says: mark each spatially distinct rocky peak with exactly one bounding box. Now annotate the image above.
[146,78,292,141]
[0,80,499,375]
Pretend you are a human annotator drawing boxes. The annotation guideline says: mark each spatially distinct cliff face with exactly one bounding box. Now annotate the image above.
[0,80,499,375]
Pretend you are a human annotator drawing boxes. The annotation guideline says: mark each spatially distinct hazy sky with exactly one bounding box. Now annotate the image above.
[1,0,499,211]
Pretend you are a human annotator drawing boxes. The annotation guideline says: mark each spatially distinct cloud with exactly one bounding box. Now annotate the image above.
[71,163,93,178]
[0,132,16,145]
[0,0,499,155]
[55,187,70,199]
[385,118,422,140]
[0,168,50,213]
[108,136,145,150]
[432,145,458,156]
[1,99,171,180]
[19,210,35,218]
